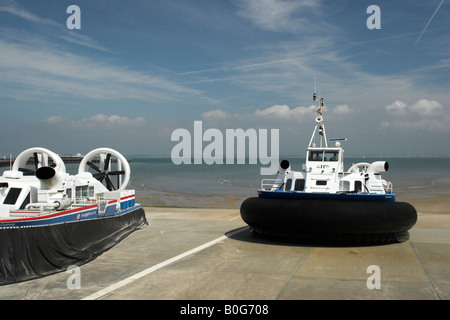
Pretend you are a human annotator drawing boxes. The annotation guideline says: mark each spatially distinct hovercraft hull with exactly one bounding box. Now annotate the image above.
[258,190,396,202]
[240,197,417,245]
[0,205,147,286]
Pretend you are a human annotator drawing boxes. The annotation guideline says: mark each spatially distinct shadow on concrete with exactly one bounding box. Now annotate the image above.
[225,226,395,248]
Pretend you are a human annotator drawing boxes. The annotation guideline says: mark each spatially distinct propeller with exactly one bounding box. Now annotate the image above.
[85,153,126,191]
[18,152,57,176]
[78,148,130,191]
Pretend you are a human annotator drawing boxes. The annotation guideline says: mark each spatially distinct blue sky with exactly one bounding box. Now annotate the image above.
[0,0,449,158]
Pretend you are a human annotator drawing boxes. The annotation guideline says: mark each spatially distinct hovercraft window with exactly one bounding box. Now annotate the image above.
[316,180,327,186]
[88,186,94,198]
[19,192,30,209]
[76,185,95,199]
[285,179,292,191]
[340,181,350,191]
[76,186,87,198]
[295,179,305,191]
[3,187,21,205]
[309,151,323,161]
[324,151,338,161]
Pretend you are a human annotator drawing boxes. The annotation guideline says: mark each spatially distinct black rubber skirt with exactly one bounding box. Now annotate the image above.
[0,207,147,286]
[240,197,417,245]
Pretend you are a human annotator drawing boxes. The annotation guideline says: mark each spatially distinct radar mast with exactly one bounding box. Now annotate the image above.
[308,86,327,148]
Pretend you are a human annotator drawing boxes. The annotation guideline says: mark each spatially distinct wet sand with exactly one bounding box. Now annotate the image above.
[135,188,250,208]
[136,183,450,211]
[406,196,450,215]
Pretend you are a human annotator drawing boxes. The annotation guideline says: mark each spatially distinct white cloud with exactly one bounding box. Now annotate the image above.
[199,104,319,124]
[79,114,147,127]
[0,1,58,26]
[254,104,316,120]
[409,99,443,116]
[332,104,352,115]
[385,99,444,117]
[0,2,205,103]
[57,33,110,53]
[44,114,147,128]
[0,38,203,103]
[382,99,448,132]
[383,117,450,133]
[0,1,108,52]
[379,121,390,130]
[385,100,408,115]
[44,115,65,124]
[237,0,320,33]
[202,109,232,120]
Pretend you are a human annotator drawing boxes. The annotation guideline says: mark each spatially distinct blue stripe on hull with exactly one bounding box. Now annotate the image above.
[257,190,396,202]
[0,204,143,229]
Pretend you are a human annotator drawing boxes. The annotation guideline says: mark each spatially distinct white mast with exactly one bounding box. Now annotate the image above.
[308,88,327,148]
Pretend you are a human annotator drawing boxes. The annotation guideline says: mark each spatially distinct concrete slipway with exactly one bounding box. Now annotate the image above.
[0,207,448,301]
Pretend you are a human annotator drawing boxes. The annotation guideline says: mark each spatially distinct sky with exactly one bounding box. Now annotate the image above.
[0,0,449,159]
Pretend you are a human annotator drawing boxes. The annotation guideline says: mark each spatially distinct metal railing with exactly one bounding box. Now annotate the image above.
[261,179,284,191]
[386,181,394,193]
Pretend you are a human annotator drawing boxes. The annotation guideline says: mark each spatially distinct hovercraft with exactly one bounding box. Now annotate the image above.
[240,94,417,244]
[0,147,147,285]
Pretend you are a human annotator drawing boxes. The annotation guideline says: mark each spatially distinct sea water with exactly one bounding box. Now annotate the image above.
[62,157,450,207]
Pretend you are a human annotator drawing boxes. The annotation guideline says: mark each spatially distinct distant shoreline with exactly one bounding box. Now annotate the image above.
[0,155,132,167]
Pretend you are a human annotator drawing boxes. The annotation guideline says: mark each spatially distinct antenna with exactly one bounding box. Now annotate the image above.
[313,76,317,101]
[309,77,329,148]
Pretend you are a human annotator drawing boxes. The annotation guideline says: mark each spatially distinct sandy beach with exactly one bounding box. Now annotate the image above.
[135,188,251,208]
[405,196,450,216]
[136,187,450,213]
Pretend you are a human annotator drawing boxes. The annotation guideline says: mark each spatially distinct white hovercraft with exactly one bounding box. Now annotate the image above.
[0,147,147,285]
[240,93,417,244]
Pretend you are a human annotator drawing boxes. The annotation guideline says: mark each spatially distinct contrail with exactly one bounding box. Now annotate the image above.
[415,0,445,45]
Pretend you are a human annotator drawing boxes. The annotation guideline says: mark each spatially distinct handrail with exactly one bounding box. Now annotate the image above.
[73,198,97,206]
[261,179,284,191]
[386,181,393,193]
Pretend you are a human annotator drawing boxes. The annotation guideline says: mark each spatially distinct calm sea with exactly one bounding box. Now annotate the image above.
[130,157,450,203]
[53,157,450,207]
